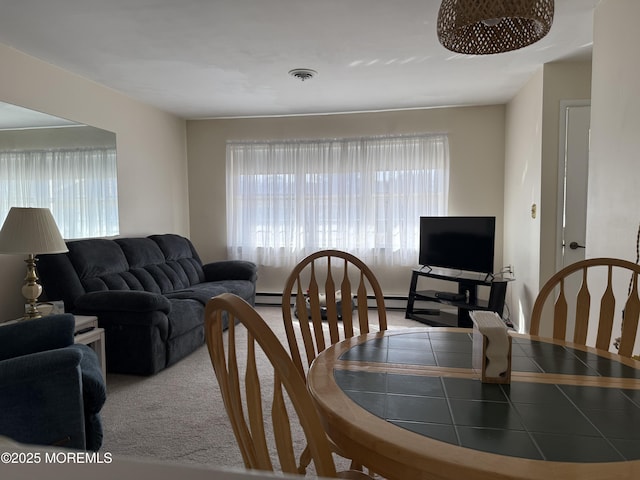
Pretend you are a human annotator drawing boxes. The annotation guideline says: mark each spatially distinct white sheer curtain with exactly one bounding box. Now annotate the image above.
[226,134,449,267]
[0,147,119,239]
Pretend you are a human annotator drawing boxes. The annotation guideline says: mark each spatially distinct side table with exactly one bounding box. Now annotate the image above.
[74,315,106,380]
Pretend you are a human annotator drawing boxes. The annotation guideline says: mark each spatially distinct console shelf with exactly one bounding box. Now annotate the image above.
[405,268,510,328]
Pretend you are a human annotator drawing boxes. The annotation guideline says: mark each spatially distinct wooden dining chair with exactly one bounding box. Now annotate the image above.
[204,293,372,479]
[281,250,387,474]
[282,250,387,380]
[530,257,640,358]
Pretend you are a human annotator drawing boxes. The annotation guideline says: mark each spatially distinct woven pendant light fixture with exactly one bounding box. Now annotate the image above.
[437,0,554,55]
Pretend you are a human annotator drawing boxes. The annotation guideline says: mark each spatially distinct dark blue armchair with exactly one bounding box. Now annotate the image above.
[0,314,106,450]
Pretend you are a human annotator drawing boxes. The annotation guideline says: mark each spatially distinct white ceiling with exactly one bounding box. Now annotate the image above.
[0,1,599,120]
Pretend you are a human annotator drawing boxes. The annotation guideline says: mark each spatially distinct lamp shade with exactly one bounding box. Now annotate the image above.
[437,0,554,55]
[0,207,68,254]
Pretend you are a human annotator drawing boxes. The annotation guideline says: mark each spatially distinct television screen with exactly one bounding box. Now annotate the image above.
[419,216,495,274]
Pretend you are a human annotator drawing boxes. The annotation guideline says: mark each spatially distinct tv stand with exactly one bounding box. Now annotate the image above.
[405,268,509,328]
[422,264,495,283]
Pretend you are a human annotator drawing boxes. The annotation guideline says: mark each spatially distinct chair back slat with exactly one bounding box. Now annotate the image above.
[619,273,640,358]
[323,258,340,345]
[205,293,339,478]
[356,272,371,333]
[573,268,591,344]
[282,250,387,377]
[292,279,315,378]
[531,258,640,358]
[272,373,297,474]
[307,263,326,354]
[552,279,568,340]
[245,336,271,470]
[596,266,616,351]
[340,260,355,338]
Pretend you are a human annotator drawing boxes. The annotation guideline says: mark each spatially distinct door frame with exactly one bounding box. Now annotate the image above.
[555,99,591,272]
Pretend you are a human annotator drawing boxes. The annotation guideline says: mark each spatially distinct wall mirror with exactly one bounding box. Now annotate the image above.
[0,101,119,239]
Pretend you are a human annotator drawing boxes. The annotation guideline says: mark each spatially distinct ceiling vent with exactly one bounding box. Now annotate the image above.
[288,68,317,81]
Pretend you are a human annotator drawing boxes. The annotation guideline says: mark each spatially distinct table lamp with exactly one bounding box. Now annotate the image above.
[0,207,69,319]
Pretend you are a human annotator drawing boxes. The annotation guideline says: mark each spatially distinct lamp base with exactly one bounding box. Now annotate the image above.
[23,307,43,320]
[22,254,44,320]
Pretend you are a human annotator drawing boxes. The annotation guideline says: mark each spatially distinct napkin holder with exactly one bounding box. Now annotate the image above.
[470,311,511,384]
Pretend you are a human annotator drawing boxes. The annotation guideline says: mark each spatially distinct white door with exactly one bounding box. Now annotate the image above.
[553,101,590,339]
[557,101,591,270]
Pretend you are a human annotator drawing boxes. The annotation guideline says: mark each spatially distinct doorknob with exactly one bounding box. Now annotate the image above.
[569,241,585,250]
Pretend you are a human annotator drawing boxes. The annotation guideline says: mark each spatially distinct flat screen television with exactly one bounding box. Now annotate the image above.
[419,216,496,275]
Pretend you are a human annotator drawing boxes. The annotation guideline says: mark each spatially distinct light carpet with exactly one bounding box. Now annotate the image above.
[100,306,423,472]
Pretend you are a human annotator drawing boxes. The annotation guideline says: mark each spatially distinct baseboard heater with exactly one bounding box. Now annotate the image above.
[255,292,408,310]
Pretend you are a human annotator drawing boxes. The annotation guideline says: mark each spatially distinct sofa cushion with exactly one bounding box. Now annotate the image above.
[150,234,206,286]
[166,283,230,305]
[127,268,164,293]
[166,299,204,339]
[165,280,255,307]
[67,239,129,287]
[150,233,201,262]
[164,281,253,339]
[75,290,171,315]
[115,237,165,268]
[116,237,193,293]
[216,279,256,303]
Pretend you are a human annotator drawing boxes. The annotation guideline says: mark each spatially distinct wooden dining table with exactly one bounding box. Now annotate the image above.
[307,327,640,480]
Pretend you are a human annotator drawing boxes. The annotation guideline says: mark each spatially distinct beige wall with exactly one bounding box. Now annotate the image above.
[586,0,640,349]
[0,44,189,320]
[588,0,640,260]
[504,70,544,332]
[187,106,506,297]
[504,61,591,332]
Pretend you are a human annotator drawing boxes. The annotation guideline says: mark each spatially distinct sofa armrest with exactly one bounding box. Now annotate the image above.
[74,290,171,314]
[203,260,258,282]
[67,344,106,451]
[68,344,106,413]
[0,314,75,362]
[0,348,86,449]
[0,347,81,381]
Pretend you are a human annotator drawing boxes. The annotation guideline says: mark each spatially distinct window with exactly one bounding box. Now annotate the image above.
[0,146,119,239]
[226,134,449,267]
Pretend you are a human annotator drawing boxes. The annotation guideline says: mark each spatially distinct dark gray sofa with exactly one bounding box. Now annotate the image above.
[37,234,257,376]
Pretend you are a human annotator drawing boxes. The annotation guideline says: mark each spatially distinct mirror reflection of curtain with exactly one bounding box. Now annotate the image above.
[0,146,119,239]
